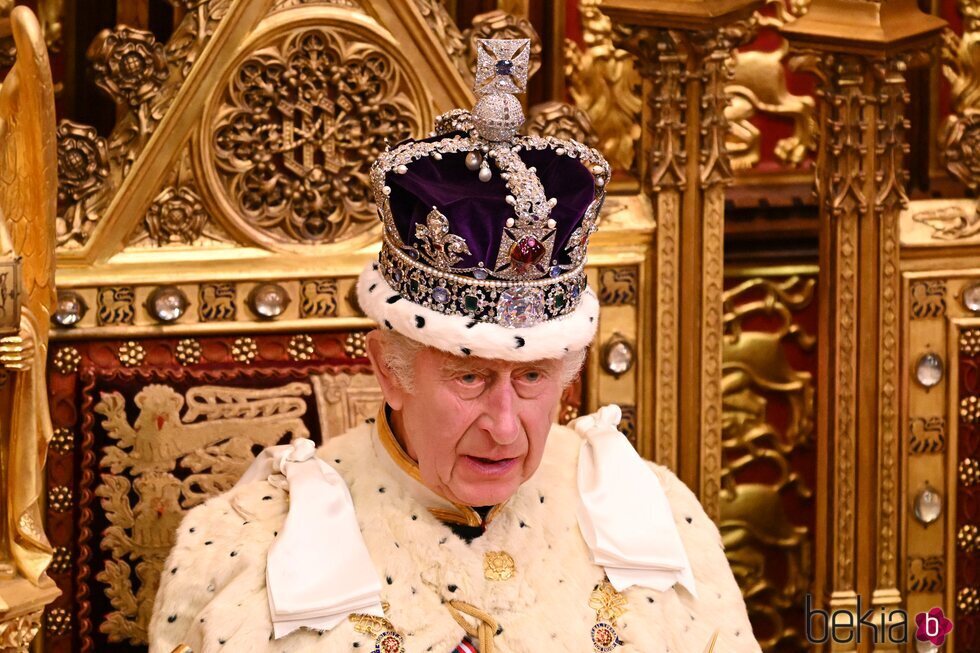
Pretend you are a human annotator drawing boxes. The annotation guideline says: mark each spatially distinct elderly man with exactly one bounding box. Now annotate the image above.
[148,40,759,653]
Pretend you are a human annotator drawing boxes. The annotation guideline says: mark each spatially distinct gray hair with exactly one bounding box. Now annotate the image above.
[373,329,586,393]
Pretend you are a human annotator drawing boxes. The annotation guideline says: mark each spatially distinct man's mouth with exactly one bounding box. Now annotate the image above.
[462,455,519,476]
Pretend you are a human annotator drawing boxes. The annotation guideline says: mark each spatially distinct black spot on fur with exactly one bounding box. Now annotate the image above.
[519,521,526,528]
[539,495,545,503]
[334,459,341,464]
[372,262,379,271]
[589,316,595,323]
[384,320,393,330]
[515,336,525,348]
[447,584,458,593]
[170,567,177,574]
[205,541,213,546]
[466,319,478,329]
[366,417,376,424]
[189,527,195,533]
[168,615,177,623]
[230,551,238,557]
[415,315,425,328]
[461,347,471,356]
[386,295,402,304]
[262,496,272,501]
[386,575,393,585]
[411,514,418,520]
[378,486,386,493]
[685,516,693,524]
[496,625,504,635]
[368,283,377,293]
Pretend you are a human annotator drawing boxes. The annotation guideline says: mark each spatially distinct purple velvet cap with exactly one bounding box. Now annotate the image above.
[385,131,598,272]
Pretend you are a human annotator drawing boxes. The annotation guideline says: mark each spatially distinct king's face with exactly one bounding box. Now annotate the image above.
[390,347,563,507]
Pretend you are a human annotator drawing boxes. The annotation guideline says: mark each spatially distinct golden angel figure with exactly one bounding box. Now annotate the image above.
[0,4,59,587]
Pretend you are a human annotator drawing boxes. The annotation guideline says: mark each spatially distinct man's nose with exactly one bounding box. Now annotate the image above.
[481,379,521,445]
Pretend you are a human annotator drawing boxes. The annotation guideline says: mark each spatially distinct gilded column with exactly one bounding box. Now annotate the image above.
[602,0,759,518]
[782,3,944,649]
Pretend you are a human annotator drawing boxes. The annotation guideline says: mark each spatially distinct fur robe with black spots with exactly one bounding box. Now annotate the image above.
[148,417,761,653]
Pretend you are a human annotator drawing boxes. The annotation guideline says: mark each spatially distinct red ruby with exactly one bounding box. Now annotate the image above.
[509,237,545,271]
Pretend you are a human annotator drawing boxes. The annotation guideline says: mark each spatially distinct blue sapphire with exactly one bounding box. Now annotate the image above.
[495,59,513,75]
[549,266,561,278]
[473,268,489,280]
[432,287,450,303]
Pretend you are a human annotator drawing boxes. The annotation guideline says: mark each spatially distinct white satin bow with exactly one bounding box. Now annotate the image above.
[236,439,385,638]
[571,404,697,597]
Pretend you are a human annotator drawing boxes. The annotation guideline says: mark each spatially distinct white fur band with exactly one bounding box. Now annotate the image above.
[356,261,598,361]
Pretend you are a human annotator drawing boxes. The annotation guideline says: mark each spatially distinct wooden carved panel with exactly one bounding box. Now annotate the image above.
[721,271,817,653]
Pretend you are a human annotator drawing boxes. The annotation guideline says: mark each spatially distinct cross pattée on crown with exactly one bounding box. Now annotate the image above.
[474,38,530,97]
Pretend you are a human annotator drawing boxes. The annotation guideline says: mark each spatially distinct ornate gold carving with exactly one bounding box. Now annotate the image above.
[274,0,361,9]
[721,275,815,651]
[524,101,596,146]
[198,283,236,322]
[49,546,71,574]
[908,556,945,593]
[726,3,816,170]
[962,395,980,423]
[565,0,642,172]
[88,26,169,109]
[205,26,423,246]
[958,524,980,553]
[483,551,516,581]
[287,334,315,361]
[344,331,367,358]
[97,286,136,326]
[94,382,314,643]
[56,120,109,247]
[654,192,678,467]
[909,417,946,454]
[47,485,72,513]
[464,10,541,80]
[958,586,980,614]
[412,0,470,82]
[559,403,580,425]
[118,341,146,368]
[144,186,208,246]
[300,279,338,318]
[910,280,947,319]
[618,404,638,449]
[52,346,81,374]
[175,338,202,366]
[0,609,43,649]
[49,427,75,454]
[941,6,980,194]
[960,458,980,486]
[231,336,257,364]
[962,328,980,354]
[911,203,980,240]
[44,607,70,636]
[598,267,638,306]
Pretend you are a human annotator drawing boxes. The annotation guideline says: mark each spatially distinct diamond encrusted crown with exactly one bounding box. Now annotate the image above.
[370,39,609,329]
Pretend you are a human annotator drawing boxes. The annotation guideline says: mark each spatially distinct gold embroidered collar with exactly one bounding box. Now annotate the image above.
[374,405,506,528]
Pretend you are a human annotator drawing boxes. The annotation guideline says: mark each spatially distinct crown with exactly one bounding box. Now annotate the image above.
[369,39,609,330]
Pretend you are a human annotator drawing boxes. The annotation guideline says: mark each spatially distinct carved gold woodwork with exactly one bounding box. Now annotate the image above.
[567,0,817,177]
[721,272,816,652]
[199,21,426,247]
[726,1,816,171]
[92,375,378,644]
[604,0,756,516]
[564,0,642,174]
[0,5,62,650]
[782,0,944,642]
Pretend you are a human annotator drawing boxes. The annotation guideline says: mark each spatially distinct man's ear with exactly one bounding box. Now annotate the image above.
[365,330,407,411]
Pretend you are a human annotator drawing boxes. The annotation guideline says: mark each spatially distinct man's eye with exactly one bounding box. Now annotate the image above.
[521,370,542,382]
[459,373,482,385]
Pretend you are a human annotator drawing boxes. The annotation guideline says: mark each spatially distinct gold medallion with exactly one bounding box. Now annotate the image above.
[483,550,517,581]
